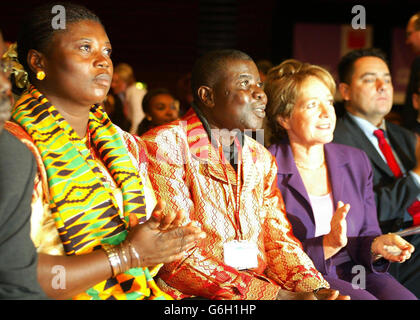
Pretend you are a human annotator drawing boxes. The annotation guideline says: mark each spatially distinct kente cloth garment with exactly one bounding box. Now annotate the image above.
[8,85,171,300]
[142,109,329,300]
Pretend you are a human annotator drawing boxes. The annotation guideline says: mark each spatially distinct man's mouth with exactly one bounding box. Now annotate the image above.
[254,105,266,118]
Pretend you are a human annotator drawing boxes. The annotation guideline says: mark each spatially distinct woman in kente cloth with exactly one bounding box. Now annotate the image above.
[4,2,205,300]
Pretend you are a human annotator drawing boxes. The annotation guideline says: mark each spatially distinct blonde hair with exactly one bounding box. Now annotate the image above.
[264,59,336,143]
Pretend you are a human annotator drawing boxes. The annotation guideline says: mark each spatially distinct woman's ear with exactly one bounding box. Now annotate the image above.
[27,49,45,75]
[276,114,289,130]
[197,86,215,108]
[338,82,350,101]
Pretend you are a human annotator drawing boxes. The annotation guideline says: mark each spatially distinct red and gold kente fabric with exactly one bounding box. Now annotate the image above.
[142,109,329,300]
[7,86,171,300]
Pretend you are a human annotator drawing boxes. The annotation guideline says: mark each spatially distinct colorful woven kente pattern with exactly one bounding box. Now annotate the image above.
[142,109,329,300]
[11,86,171,300]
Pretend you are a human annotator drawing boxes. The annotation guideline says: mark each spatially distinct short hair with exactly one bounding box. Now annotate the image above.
[264,59,336,143]
[17,2,102,79]
[410,12,420,31]
[256,59,274,75]
[337,48,389,84]
[142,88,174,114]
[191,49,253,103]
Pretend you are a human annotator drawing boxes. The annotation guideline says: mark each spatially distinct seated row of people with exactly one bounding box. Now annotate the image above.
[0,2,418,300]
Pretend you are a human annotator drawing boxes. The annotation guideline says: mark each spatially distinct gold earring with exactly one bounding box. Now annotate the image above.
[36,71,46,81]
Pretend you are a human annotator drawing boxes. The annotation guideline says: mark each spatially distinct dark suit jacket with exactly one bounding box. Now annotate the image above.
[333,112,420,233]
[268,140,386,276]
[0,130,47,299]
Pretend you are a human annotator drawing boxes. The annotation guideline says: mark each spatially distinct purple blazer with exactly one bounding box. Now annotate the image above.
[268,140,389,277]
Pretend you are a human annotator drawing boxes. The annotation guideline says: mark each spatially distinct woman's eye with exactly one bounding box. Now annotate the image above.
[80,44,91,52]
[307,101,317,108]
[104,48,112,56]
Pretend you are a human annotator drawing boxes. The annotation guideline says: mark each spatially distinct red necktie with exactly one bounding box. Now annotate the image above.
[374,129,420,226]
[374,129,403,178]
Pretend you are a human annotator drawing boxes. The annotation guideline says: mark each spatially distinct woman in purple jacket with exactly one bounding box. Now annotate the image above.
[264,59,416,300]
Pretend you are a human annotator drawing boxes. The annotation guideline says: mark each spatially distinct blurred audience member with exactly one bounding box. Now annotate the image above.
[402,12,420,132]
[175,72,193,116]
[105,74,130,131]
[113,63,147,134]
[411,72,420,134]
[137,88,179,136]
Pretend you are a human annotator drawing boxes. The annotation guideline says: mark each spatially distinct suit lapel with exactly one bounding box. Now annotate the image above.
[275,142,314,219]
[341,113,395,178]
[325,143,345,210]
[387,122,416,172]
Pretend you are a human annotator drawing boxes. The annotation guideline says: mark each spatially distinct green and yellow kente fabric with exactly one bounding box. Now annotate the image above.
[12,85,171,300]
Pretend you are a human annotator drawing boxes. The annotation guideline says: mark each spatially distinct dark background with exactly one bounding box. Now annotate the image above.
[1,0,419,96]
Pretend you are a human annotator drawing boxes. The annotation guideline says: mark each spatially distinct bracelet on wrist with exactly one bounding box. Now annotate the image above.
[313,287,326,295]
[103,243,122,277]
[128,241,141,268]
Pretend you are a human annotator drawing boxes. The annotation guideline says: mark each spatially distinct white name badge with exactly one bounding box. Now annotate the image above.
[223,240,258,270]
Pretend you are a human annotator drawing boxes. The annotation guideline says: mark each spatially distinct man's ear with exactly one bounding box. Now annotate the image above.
[338,82,351,101]
[197,86,215,108]
[27,49,46,75]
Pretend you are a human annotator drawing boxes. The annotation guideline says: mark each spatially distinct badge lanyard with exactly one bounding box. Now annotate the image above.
[218,137,243,240]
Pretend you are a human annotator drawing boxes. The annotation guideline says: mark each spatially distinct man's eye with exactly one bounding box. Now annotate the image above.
[240,80,249,87]
[363,77,375,83]
[80,44,91,52]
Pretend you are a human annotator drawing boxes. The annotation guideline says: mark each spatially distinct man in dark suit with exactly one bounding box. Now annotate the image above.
[0,31,47,299]
[333,48,420,298]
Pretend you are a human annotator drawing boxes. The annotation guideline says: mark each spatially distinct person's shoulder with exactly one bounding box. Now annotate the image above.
[142,119,188,142]
[334,114,352,131]
[328,142,371,172]
[386,120,417,149]
[244,135,276,163]
[330,141,369,157]
[266,138,289,155]
[0,130,34,168]
[328,141,364,154]
[387,120,415,137]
